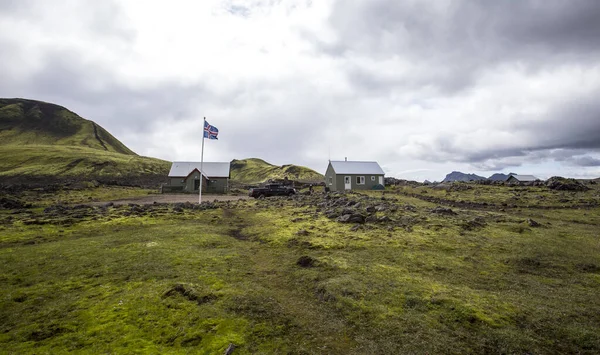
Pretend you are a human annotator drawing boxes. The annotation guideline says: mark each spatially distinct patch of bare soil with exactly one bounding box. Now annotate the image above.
[91,194,249,206]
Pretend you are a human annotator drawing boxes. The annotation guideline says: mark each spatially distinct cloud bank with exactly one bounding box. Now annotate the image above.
[1,0,599,181]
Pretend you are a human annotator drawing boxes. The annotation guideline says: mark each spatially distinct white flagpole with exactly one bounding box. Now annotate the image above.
[199,117,206,204]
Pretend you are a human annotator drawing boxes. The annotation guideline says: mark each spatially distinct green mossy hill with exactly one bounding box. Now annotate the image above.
[0,98,169,185]
[230,158,323,184]
[0,98,134,154]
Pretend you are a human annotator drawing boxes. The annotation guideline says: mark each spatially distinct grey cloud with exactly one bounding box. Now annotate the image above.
[328,0,600,59]
[0,40,329,165]
[0,44,212,137]
[400,90,600,167]
[323,0,600,93]
[0,0,135,43]
[512,95,600,151]
[0,0,33,15]
[227,5,250,17]
[569,156,600,167]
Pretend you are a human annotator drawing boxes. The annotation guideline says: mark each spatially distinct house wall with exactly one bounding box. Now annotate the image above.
[328,171,384,191]
[204,177,228,193]
[169,177,186,187]
[325,163,337,191]
[184,175,207,192]
[168,175,228,193]
[507,176,520,184]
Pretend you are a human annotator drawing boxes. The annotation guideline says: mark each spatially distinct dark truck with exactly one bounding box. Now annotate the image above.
[249,184,297,198]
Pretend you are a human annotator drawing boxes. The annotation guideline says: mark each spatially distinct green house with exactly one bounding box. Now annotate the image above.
[165,162,230,194]
[325,160,385,191]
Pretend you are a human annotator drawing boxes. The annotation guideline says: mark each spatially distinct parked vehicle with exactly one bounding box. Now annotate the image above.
[249,184,296,198]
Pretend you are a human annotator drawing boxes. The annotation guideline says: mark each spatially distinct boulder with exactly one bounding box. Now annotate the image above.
[337,213,365,224]
[297,255,317,267]
[377,215,392,223]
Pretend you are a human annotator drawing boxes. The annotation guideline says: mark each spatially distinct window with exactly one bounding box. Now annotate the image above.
[356,176,365,184]
[371,176,375,181]
[328,177,333,185]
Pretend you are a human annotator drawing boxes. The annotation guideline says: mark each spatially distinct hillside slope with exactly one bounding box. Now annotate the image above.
[230,158,323,184]
[0,98,134,154]
[0,98,169,185]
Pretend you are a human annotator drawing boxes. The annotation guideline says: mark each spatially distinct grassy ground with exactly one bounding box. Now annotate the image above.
[1,184,599,353]
[393,183,600,208]
[0,145,170,181]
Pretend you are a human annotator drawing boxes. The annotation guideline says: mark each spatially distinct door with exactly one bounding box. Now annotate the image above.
[194,179,200,190]
[344,176,351,190]
[379,176,383,185]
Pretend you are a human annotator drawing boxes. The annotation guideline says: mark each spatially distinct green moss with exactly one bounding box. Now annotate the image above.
[0,145,169,180]
[1,187,600,353]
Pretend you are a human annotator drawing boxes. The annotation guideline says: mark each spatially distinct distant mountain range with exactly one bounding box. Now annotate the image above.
[442,171,517,182]
[442,171,486,182]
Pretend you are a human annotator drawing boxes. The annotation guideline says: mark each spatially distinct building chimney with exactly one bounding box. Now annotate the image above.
[345,157,347,161]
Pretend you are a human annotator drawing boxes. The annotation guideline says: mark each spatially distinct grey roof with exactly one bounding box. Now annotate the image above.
[509,174,539,182]
[329,161,385,175]
[168,162,230,178]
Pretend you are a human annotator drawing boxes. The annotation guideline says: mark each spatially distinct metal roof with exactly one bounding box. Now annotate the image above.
[329,161,385,175]
[168,162,230,178]
[509,174,539,182]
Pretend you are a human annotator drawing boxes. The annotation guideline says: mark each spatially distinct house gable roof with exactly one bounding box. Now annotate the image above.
[510,174,539,182]
[329,161,385,175]
[185,168,208,179]
[169,162,230,178]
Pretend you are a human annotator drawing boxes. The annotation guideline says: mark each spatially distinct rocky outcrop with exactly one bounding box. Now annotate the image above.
[546,177,589,191]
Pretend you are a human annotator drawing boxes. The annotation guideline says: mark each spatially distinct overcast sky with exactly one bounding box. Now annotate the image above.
[1,0,600,181]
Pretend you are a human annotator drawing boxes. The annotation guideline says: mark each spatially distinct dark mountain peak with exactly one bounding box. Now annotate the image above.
[442,171,487,182]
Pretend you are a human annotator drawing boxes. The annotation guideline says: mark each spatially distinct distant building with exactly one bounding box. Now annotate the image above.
[506,175,540,184]
[325,160,385,191]
[165,162,230,193]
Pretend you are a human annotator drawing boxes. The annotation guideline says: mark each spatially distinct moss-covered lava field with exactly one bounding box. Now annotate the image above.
[1,183,599,353]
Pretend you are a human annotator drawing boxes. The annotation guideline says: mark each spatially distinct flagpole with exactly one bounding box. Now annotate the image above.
[199,117,206,204]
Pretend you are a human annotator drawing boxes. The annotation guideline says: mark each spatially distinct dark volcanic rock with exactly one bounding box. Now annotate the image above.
[546,176,589,191]
[377,215,392,223]
[430,206,457,215]
[461,217,487,230]
[337,214,365,224]
[0,197,32,209]
[297,255,317,267]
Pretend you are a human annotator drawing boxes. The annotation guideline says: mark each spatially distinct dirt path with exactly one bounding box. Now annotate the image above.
[91,194,250,206]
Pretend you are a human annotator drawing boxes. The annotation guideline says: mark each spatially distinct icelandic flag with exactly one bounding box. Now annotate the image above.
[204,120,219,140]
